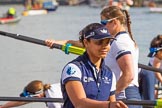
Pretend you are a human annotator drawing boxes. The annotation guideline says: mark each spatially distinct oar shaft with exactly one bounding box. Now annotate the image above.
[138,63,162,73]
[0,97,160,106]
[122,100,156,106]
[0,97,64,103]
[0,31,62,49]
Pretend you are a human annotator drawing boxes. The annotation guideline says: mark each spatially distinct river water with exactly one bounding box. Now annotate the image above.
[0,4,162,107]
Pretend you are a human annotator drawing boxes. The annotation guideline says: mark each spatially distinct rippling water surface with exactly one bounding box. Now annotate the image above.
[0,4,162,107]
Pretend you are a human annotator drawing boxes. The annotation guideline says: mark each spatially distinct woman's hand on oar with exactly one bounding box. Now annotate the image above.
[45,39,69,49]
[110,101,128,108]
[45,39,55,48]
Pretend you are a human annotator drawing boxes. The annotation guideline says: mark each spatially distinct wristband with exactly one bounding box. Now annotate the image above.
[65,43,72,54]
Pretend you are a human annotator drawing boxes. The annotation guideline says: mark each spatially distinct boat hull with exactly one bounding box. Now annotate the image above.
[22,9,48,16]
[0,16,21,24]
[149,7,162,13]
[43,1,58,12]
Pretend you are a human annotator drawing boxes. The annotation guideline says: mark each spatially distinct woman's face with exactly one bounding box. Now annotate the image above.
[155,50,162,60]
[84,38,110,60]
[101,15,117,37]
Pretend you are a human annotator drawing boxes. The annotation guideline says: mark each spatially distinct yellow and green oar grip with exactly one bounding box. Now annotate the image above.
[61,43,85,55]
[154,99,162,108]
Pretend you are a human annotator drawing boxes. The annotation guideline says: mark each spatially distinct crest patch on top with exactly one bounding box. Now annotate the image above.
[66,67,76,75]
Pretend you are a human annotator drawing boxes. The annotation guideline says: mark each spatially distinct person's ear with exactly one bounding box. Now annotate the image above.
[83,39,88,47]
[113,19,118,24]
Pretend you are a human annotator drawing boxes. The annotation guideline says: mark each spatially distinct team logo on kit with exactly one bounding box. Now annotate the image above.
[66,67,76,75]
[100,29,107,33]
[103,77,111,84]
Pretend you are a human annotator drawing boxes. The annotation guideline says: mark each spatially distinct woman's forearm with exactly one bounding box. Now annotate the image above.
[1,101,28,108]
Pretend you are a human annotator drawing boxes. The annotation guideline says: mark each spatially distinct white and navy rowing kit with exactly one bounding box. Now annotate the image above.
[61,52,116,108]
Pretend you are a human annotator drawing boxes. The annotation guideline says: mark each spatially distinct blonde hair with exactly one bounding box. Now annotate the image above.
[25,80,51,93]
[100,6,136,45]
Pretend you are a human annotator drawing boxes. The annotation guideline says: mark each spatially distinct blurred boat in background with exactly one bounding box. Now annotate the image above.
[149,7,162,13]
[0,7,21,24]
[43,0,58,11]
[22,0,58,16]
[23,0,58,11]
[22,9,48,16]
[0,16,21,24]
[57,0,87,5]
[0,0,23,4]
[107,0,133,10]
